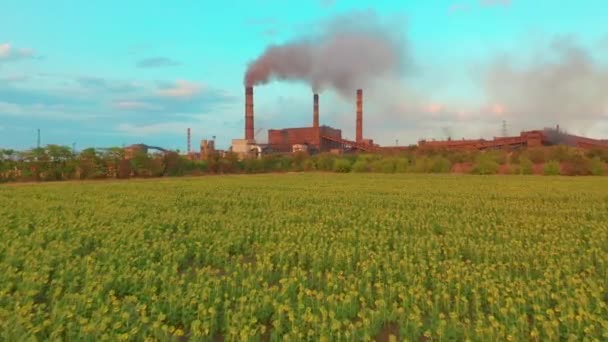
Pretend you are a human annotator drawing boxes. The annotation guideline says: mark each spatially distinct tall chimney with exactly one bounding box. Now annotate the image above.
[313,93,319,128]
[356,89,363,143]
[245,87,254,140]
[187,128,191,154]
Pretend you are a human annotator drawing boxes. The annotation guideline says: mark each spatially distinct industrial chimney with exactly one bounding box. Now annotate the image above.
[313,93,319,128]
[245,87,254,140]
[187,128,191,154]
[356,89,363,143]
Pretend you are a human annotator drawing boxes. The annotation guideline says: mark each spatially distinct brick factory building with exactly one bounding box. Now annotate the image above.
[267,126,343,153]
[262,89,374,153]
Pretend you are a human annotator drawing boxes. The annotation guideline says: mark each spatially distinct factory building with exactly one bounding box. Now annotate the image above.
[235,86,376,157]
[267,125,343,153]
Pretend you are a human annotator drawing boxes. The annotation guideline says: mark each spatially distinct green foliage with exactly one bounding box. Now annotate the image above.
[508,151,521,164]
[561,155,592,176]
[590,157,605,176]
[303,158,317,171]
[543,160,561,175]
[429,156,452,173]
[471,155,499,175]
[243,158,265,173]
[315,153,336,171]
[394,158,409,173]
[351,160,370,173]
[518,157,534,175]
[410,156,451,173]
[291,152,308,171]
[527,148,547,164]
[547,145,575,163]
[484,150,507,165]
[585,148,608,163]
[446,150,477,164]
[332,158,352,173]
[504,164,520,175]
[1,145,607,183]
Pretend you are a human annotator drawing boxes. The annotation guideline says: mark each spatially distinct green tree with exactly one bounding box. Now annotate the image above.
[429,156,452,173]
[543,161,561,176]
[472,155,499,175]
[351,159,369,173]
[590,157,605,176]
[78,148,107,179]
[333,158,352,173]
[519,157,534,175]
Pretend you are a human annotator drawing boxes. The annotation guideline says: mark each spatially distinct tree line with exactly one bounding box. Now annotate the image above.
[1,144,607,183]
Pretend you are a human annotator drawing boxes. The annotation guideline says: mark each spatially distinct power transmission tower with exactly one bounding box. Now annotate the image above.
[501,120,508,137]
[37,129,41,148]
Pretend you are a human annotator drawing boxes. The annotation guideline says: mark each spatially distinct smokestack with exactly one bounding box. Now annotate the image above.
[313,93,319,128]
[356,89,363,143]
[187,128,191,154]
[245,87,254,140]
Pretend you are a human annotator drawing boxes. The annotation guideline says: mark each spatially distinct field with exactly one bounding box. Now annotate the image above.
[1,174,607,341]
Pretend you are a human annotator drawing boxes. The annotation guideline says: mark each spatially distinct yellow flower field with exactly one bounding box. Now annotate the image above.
[1,174,607,341]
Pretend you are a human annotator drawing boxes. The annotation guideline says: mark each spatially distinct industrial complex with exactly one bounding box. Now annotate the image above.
[230,87,377,158]
[125,86,608,160]
[228,86,608,158]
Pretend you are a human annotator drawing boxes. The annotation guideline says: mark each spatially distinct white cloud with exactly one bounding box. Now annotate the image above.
[480,0,511,6]
[480,36,608,134]
[319,0,336,8]
[0,44,10,58]
[116,122,193,136]
[449,3,470,14]
[157,80,202,99]
[0,43,36,61]
[0,75,29,83]
[112,101,162,111]
[0,101,107,120]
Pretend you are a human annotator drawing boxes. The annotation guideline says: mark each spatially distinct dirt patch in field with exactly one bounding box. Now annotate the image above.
[240,254,257,266]
[261,320,273,342]
[375,322,400,342]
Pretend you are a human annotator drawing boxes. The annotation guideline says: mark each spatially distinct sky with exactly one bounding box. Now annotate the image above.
[1,0,607,151]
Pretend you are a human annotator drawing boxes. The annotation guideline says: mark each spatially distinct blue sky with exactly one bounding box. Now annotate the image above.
[1,0,607,150]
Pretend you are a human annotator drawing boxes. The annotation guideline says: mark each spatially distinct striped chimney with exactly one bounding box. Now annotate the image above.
[356,89,363,143]
[313,93,319,128]
[245,87,254,140]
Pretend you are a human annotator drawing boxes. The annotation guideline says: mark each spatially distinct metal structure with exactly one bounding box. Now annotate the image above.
[124,144,169,159]
[418,128,608,151]
[255,128,264,140]
[321,135,377,152]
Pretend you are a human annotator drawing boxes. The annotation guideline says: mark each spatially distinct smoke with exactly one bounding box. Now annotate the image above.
[482,36,608,133]
[244,10,407,96]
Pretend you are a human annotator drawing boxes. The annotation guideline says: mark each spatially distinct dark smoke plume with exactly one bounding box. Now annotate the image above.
[244,11,407,96]
[482,36,608,131]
